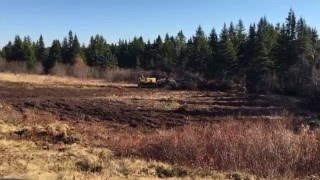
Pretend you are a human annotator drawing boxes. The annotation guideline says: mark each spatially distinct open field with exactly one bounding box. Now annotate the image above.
[0,73,319,179]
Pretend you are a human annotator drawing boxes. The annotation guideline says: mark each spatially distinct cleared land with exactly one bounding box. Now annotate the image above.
[0,73,319,179]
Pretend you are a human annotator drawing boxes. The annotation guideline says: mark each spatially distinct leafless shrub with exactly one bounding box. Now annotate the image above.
[286,59,320,109]
[0,61,42,74]
[260,71,280,93]
[104,68,140,83]
[49,63,143,83]
[117,119,320,178]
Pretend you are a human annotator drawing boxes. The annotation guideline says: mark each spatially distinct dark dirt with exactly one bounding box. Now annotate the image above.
[0,81,302,129]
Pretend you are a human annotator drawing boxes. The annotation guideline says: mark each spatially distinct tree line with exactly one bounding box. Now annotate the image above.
[1,9,320,94]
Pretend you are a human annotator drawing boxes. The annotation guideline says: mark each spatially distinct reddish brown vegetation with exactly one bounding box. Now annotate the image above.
[115,120,320,178]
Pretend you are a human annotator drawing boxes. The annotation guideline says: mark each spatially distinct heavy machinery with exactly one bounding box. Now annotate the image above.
[138,74,157,88]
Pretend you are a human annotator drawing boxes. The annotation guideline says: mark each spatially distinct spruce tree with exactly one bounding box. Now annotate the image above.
[35,35,47,62]
[209,28,218,53]
[188,26,211,73]
[151,35,163,67]
[285,9,298,67]
[242,24,256,73]
[23,36,36,70]
[117,39,131,68]
[162,33,176,71]
[217,24,237,75]
[11,35,24,61]
[43,40,61,74]
[254,18,275,73]
[235,19,247,70]
[2,41,13,60]
[208,28,219,77]
[61,38,69,64]
[175,30,187,72]
[71,34,81,65]
[129,36,145,68]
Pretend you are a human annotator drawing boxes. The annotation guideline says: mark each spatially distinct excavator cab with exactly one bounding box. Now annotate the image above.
[138,74,157,88]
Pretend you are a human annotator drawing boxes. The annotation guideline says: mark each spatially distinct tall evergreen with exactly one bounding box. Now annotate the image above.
[242,24,256,73]
[2,41,13,60]
[235,19,247,70]
[208,28,219,77]
[187,26,211,73]
[162,33,176,72]
[71,34,81,64]
[253,17,277,73]
[151,35,163,68]
[117,39,131,68]
[35,35,47,62]
[175,31,187,73]
[129,36,145,68]
[61,37,69,64]
[23,36,36,70]
[43,40,62,73]
[11,35,24,61]
[209,28,219,53]
[217,24,237,75]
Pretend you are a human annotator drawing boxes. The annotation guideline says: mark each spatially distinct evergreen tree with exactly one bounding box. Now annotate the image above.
[274,10,298,76]
[43,40,61,74]
[249,17,278,90]
[175,30,187,72]
[242,24,256,73]
[61,37,69,64]
[162,33,176,72]
[208,28,219,77]
[71,34,81,64]
[209,28,219,53]
[11,35,24,61]
[35,35,47,62]
[254,18,277,72]
[117,39,131,68]
[151,35,163,68]
[286,9,297,42]
[217,24,237,75]
[229,22,237,49]
[68,30,74,48]
[235,19,247,68]
[143,40,153,69]
[23,36,36,70]
[60,30,80,65]
[86,35,118,70]
[187,26,211,73]
[2,41,13,60]
[129,36,145,68]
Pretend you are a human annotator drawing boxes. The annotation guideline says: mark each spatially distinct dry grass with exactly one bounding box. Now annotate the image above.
[114,118,320,179]
[0,138,188,179]
[0,103,253,179]
[0,60,143,83]
[0,72,135,88]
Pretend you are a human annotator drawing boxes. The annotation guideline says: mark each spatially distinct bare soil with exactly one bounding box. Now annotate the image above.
[0,81,296,129]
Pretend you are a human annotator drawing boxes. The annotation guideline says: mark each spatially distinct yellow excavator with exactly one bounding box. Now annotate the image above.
[138,74,157,88]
